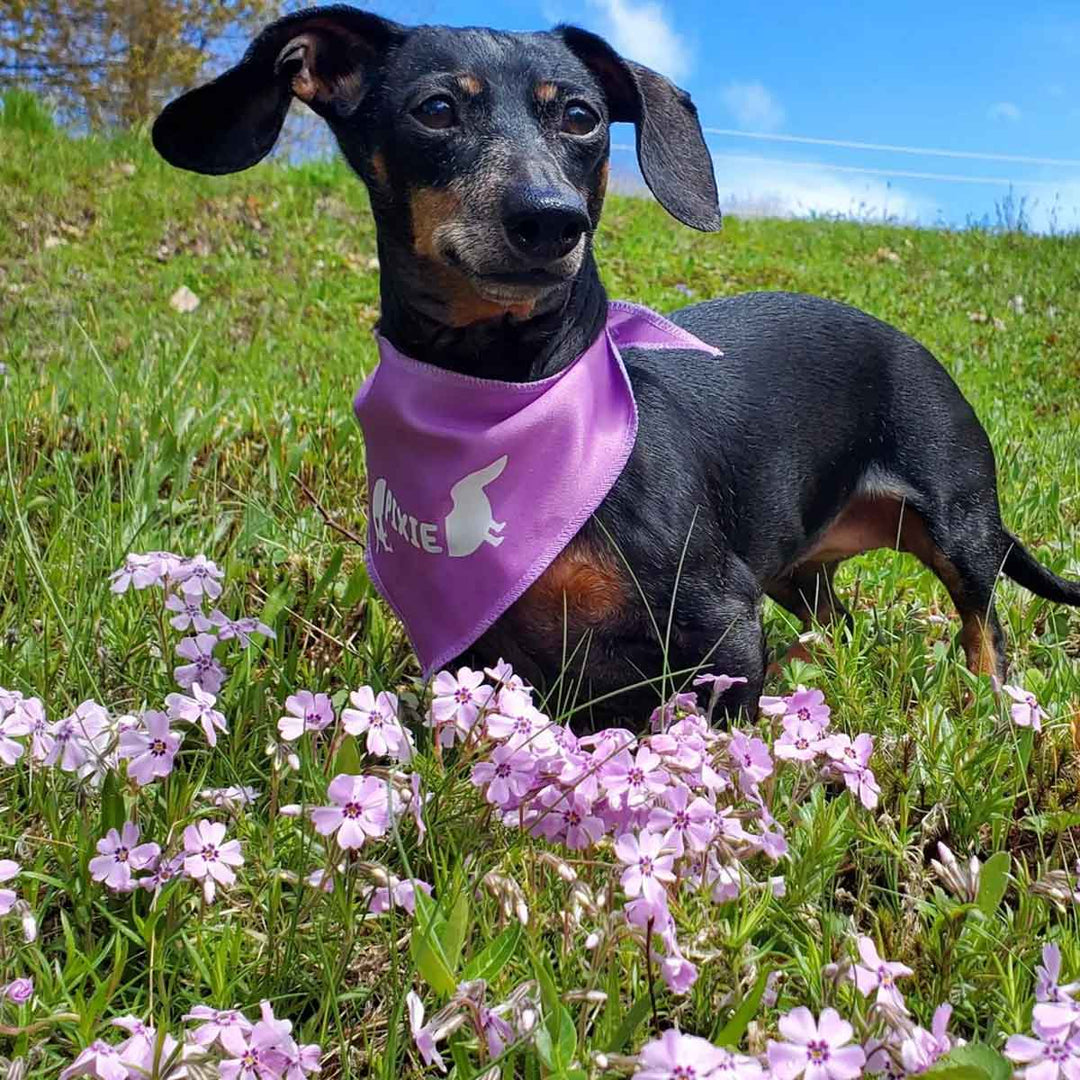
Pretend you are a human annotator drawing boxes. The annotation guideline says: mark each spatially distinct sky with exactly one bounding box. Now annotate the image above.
[351,0,1080,231]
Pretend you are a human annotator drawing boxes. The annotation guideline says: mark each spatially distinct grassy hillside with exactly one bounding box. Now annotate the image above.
[1,98,1080,1078]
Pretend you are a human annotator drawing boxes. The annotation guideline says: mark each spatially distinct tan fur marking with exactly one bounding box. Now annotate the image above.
[409,187,462,260]
[370,151,388,187]
[517,540,625,634]
[960,616,999,675]
[535,81,560,103]
[597,161,609,201]
[457,73,483,96]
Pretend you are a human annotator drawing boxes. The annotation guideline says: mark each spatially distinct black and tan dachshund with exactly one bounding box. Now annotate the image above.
[153,5,1080,723]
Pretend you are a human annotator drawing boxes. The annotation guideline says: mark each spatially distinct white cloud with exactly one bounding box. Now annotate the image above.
[988,101,1022,122]
[584,0,691,82]
[720,81,786,133]
[709,155,928,223]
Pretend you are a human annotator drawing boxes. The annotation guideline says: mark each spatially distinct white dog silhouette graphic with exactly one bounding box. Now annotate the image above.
[370,477,393,553]
[445,455,509,558]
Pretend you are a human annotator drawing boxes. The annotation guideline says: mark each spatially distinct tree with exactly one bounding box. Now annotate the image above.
[0,0,273,128]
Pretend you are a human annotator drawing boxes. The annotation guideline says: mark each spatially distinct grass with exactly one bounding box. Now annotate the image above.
[2,92,1080,1078]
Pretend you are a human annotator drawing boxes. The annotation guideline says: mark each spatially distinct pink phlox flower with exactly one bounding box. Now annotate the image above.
[557,749,603,804]
[658,950,699,995]
[284,1042,322,1079]
[1038,945,1080,1004]
[767,1006,867,1080]
[762,686,831,731]
[369,877,432,916]
[693,673,749,695]
[3,977,33,1004]
[528,786,606,850]
[173,553,224,599]
[728,732,773,792]
[209,609,275,645]
[278,690,334,742]
[183,820,244,902]
[479,1005,515,1058]
[58,1039,130,1080]
[775,717,830,762]
[707,858,743,904]
[0,703,29,765]
[647,783,716,856]
[165,590,212,632]
[46,699,108,772]
[0,687,23,713]
[137,853,185,897]
[714,806,750,844]
[899,1004,958,1074]
[648,691,703,733]
[472,743,538,808]
[865,1032,905,1080]
[615,829,676,904]
[311,774,390,849]
[636,1029,739,1080]
[0,858,19,915]
[89,822,160,892]
[1005,1015,1080,1080]
[166,684,228,747]
[110,551,182,593]
[342,687,412,761]
[183,1005,254,1048]
[407,772,428,842]
[429,667,493,746]
[823,733,880,809]
[175,633,227,694]
[118,710,182,785]
[219,1024,292,1080]
[407,991,447,1073]
[201,785,260,811]
[14,696,49,761]
[601,746,670,809]
[1004,684,1046,731]
[484,658,528,692]
[485,688,558,755]
[578,726,637,755]
[853,936,913,1010]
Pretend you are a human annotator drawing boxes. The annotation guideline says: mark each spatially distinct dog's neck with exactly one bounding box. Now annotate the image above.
[375,246,610,382]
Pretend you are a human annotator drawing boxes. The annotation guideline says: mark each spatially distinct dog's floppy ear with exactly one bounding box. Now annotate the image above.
[556,25,720,232]
[153,5,406,175]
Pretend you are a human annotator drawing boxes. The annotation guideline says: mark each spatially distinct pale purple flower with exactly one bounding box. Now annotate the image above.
[110,552,181,593]
[284,1042,322,1079]
[853,936,913,1010]
[89,822,160,892]
[0,858,20,915]
[183,820,244,901]
[602,746,670,809]
[173,553,224,599]
[659,952,700,995]
[184,1005,254,1048]
[531,788,606,850]
[118,710,182,785]
[693,673,749,695]
[1004,684,1045,731]
[0,703,29,765]
[342,687,412,760]
[165,590,212,632]
[369,877,432,916]
[46,700,108,772]
[767,1007,867,1080]
[484,658,527,691]
[430,667,492,746]
[278,690,334,742]
[210,609,275,646]
[0,687,23,713]
[201,785,260,811]
[615,830,676,904]
[485,688,558,755]
[728,732,773,791]
[166,684,228,747]
[775,718,829,762]
[761,686,831,731]
[637,1029,736,1080]
[175,633,226,694]
[472,744,537,806]
[59,1040,131,1080]
[16,696,50,761]
[1038,945,1080,1004]
[2,976,32,1005]
[1005,1019,1080,1080]
[479,1005,515,1058]
[900,1004,957,1074]
[219,1025,292,1080]
[647,783,716,855]
[407,991,446,1072]
[137,853,186,897]
[824,733,880,809]
[311,774,390,849]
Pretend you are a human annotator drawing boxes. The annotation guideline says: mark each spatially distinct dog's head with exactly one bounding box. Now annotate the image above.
[153,4,719,326]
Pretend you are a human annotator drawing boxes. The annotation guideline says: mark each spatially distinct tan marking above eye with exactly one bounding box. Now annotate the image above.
[535,81,559,103]
[456,74,483,96]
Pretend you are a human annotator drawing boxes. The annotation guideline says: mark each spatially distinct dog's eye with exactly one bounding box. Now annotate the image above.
[413,95,457,130]
[561,101,600,136]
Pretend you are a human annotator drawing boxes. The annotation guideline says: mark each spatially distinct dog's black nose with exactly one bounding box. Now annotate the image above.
[502,186,590,262]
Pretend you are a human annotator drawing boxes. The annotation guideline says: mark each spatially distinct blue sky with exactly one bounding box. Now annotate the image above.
[361,0,1080,230]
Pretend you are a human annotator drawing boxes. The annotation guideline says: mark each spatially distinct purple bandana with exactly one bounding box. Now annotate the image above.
[353,300,721,676]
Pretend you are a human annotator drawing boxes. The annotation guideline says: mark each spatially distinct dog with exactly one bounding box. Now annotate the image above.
[153,5,1080,724]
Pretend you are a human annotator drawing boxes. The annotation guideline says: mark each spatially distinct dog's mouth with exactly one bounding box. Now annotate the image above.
[444,247,576,302]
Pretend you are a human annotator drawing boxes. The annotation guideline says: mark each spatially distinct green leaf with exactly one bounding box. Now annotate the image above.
[332,735,363,777]
[605,992,653,1053]
[439,883,471,975]
[712,968,770,1047]
[410,889,457,996]
[463,923,522,983]
[925,1043,1011,1080]
[99,770,124,835]
[534,1007,575,1071]
[976,852,1011,916]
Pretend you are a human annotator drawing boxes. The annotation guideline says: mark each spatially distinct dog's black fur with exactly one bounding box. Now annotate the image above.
[154,5,1080,724]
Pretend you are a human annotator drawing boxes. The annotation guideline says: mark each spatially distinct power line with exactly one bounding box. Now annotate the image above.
[609,144,1077,190]
[700,127,1080,169]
